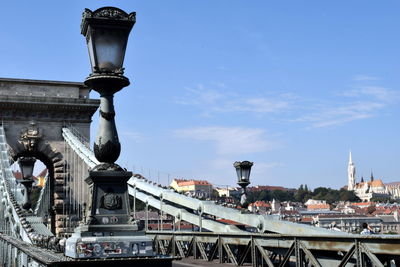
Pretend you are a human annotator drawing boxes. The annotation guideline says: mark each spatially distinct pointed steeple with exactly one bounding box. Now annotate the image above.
[361,176,364,183]
[347,150,356,190]
[349,150,353,164]
[370,170,374,182]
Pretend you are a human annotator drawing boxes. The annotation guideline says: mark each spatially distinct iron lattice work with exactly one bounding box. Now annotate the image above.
[149,231,400,266]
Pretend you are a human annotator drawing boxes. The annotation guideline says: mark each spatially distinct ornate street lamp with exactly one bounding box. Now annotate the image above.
[81,6,136,165]
[79,6,136,227]
[234,161,253,206]
[66,7,155,259]
[18,157,36,210]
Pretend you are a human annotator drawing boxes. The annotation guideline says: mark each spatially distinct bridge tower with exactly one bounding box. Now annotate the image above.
[0,78,99,235]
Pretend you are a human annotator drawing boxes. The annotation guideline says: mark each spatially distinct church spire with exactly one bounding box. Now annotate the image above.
[347,150,356,190]
[370,170,374,182]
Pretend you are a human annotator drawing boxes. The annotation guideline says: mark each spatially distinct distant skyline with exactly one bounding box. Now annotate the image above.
[2,1,400,189]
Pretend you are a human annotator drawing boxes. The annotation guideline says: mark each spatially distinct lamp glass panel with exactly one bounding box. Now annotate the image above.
[93,28,127,71]
[20,164,34,179]
[87,34,96,72]
[236,168,241,182]
[241,167,251,181]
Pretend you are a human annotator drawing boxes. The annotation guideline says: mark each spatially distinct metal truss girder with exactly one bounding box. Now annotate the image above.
[338,244,355,267]
[175,240,186,258]
[237,241,251,266]
[208,239,219,262]
[299,241,322,267]
[360,243,384,267]
[255,242,275,267]
[186,238,194,258]
[197,242,208,260]
[278,241,295,267]
[158,239,167,255]
[222,242,238,265]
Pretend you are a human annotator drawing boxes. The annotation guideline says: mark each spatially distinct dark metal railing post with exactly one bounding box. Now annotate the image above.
[145,203,149,231]
[133,185,136,220]
[218,235,223,263]
[355,239,362,267]
[160,196,163,231]
[251,236,256,267]
[171,234,176,257]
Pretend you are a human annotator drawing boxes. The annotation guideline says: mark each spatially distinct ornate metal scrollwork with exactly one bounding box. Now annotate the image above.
[100,193,122,210]
[81,7,136,22]
[19,122,42,152]
[93,139,121,164]
[99,110,115,120]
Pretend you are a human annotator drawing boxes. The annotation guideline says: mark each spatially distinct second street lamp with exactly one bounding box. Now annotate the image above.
[18,157,36,210]
[234,161,253,207]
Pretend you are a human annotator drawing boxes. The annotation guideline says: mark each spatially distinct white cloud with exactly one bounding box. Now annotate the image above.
[175,126,274,155]
[121,131,147,143]
[176,83,293,115]
[177,79,399,129]
[295,84,399,128]
[251,162,283,174]
[352,74,379,81]
[296,101,385,128]
[342,86,399,102]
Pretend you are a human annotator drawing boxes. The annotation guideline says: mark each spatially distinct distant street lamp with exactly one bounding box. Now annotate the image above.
[234,161,253,206]
[18,157,36,210]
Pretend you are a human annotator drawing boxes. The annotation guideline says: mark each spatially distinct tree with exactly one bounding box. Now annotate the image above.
[339,189,361,202]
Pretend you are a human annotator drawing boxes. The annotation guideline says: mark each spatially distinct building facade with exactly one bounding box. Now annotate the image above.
[170,178,213,198]
[346,152,400,201]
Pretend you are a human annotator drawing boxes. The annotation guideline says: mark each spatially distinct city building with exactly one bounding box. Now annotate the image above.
[346,152,399,201]
[248,201,270,213]
[170,178,213,198]
[214,187,240,198]
[314,214,382,233]
[379,213,400,234]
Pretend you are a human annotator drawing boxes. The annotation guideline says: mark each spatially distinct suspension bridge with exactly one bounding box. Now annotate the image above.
[0,5,400,267]
[0,78,399,266]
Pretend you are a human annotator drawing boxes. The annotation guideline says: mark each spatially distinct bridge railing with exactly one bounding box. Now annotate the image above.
[0,233,67,267]
[0,233,174,267]
[149,231,400,267]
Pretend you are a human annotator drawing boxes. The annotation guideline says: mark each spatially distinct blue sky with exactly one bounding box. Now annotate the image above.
[2,1,400,189]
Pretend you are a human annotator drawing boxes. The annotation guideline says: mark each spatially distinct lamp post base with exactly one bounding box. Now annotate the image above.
[65,225,155,258]
[65,169,156,258]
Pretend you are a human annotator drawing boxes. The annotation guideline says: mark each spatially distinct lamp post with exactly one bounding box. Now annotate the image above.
[233,161,253,207]
[18,157,36,210]
[81,7,135,165]
[79,6,135,228]
[66,7,154,259]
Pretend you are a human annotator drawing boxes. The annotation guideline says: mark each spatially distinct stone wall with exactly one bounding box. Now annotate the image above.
[0,78,99,236]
